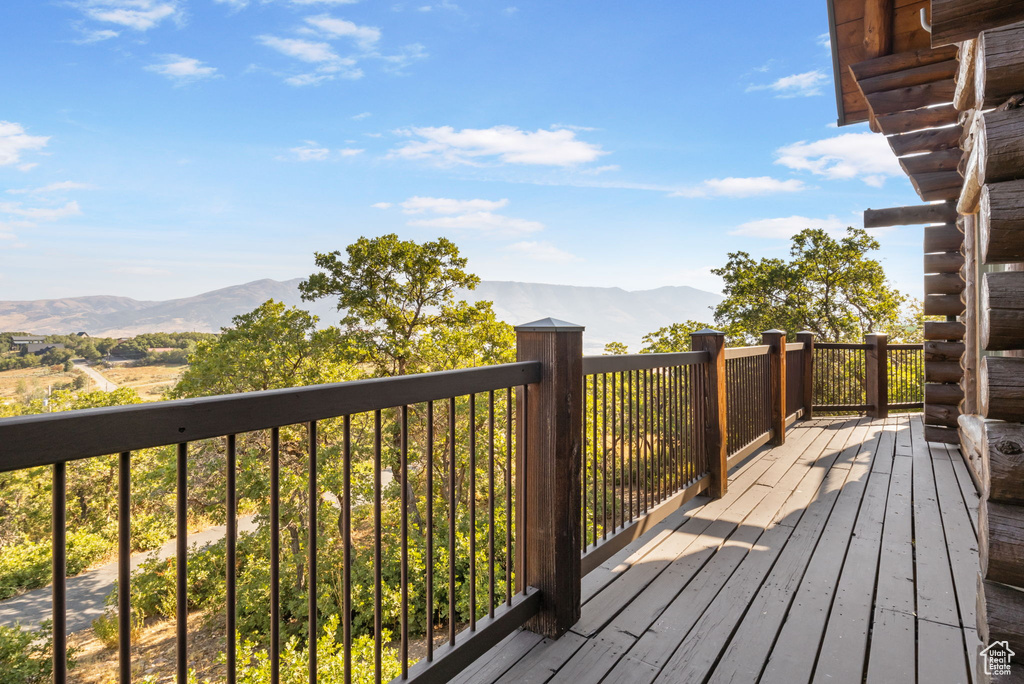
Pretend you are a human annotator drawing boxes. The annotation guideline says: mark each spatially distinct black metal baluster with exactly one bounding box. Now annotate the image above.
[469,395,476,632]
[270,429,280,684]
[400,407,409,679]
[374,410,383,683]
[426,403,434,661]
[505,387,513,607]
[308,422,318,683]
[52,462,66,684]
[488,390,495,618]
[343,416,352,684]
[448,397,457,644]
[592,376,599,547]
[601,373,607,540]
[119,451,131,684]
[177,442,188,684]
[226,435,237,684]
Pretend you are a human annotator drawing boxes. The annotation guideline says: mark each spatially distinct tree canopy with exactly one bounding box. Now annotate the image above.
[712,227,906,343]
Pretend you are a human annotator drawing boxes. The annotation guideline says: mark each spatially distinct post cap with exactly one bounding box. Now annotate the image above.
[796,330,815,336]
[515,317,585,332]
[690,328,725,336]
[762,329,786,335]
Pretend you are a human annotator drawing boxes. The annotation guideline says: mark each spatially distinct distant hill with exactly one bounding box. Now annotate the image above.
[0,279,723,353]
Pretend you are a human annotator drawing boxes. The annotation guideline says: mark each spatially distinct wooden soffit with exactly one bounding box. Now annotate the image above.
[827,0,934,125]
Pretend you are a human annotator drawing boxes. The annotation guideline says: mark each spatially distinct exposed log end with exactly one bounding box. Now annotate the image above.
[980,356,1024,421]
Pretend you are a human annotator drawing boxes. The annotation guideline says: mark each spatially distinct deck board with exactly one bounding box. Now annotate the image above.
[467,416,979,684]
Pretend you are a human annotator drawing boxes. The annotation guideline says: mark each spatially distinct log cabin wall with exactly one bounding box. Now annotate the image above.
[829,2,1024,679]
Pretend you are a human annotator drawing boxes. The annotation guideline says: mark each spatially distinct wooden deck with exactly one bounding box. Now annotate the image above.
[453,415,981,684]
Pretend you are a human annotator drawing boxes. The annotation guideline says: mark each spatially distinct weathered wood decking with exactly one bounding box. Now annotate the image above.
[453,415,981,684]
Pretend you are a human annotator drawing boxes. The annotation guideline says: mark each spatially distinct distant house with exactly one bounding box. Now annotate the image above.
[75,331,89,337]
[147,347,177,353]
[23,342,65,355]
[11,335,46,347]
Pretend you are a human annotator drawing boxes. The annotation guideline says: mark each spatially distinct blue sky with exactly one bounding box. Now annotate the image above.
[1,0,927,303]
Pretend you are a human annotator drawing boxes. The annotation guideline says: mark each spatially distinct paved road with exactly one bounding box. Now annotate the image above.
[73,362,117,392]
[0,516,257,634]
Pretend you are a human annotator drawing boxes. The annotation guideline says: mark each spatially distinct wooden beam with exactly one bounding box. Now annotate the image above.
[875,104,959,134]
[925,382,965,406]
[925,361,963,383]
[924,424,960,444]
[864,79,956,116]
[924,320,966,340]
[961,214,979,416]
[924,294,965,316]
[849,45,960,81]
[863,0,894,58]
[855,59,957,94]
[924,272,966,295]
[931,0,1024,47]
[980,356,1024,421]
[959,417,1024,504]
[953,39,977,111]
[925,401,961,426]
[898,148,963,175]
[925,340,966,362]
[960,107,1024,215]
[887,125,962,156]
[923,223,964,253]
[981,271,1024,350]
[980,499,1024,588]
[976,21,1024,109]
[977,576,1024,648]
[863,201,957,227]
[924,252,965,273]
[981,180,1024,264]
[909,170,963,202]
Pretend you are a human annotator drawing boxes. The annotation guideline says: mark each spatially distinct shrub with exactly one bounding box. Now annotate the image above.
[0,531,109,600]
[0,620,76,683]
[92,607,144,650]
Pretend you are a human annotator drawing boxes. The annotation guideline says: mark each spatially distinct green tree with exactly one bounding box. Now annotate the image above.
[639,320,731,353]
[299,234,486,376]
[712,227,905,342]
[603,341,629,355]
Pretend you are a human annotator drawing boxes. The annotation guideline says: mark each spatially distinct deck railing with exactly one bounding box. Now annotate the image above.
[811,334,924,414]
[0,324,924,684]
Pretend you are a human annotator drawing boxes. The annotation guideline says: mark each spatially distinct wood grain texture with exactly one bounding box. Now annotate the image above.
[899,147,964,175]
[980,498,1024,587]
[864,201,957,227]
[863,0,894,57]
[857,59,957,94]
[924,320,967,340]
[864,79,956,116]
[926,382,965,406]
[981,180,1024,264]
[762,331,787,445]
[926,402,962,427]
[875,104,958,134]
[977,576,1024,656]
[849,45,959,80]
[924,252,966,274]
[866,333,889,419]
[931,0,1024,46]
[923,294,966,316]
[926,341,966,362]
[888,124,963,156]
[924,223,965,253]
[980,356,1024,421]
[954,39,977,111]
[692,332,728,497]
[797,332,815,420]
[924,424,960,444]
[981,271,1024,350]
[976,21,1024,108]
[925,272,966,295]
[926,361,964,383]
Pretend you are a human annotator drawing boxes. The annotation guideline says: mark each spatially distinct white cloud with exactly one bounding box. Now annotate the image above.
[775,132,903,186]
[504,241,580,263]
[747,70,829,98]
[400,196,508,214]
[338,148,364,156]
[258,36,339,63]
[17,163,39,172]
[673,176,806,198]
[0,122,49,167]
[74,28,120,43]
[371,202,392,209]
[352,111,372,120]
[503,6,518,15]
[0,201,82,222]
[731,215,848,239]
[7,181,94,195]
[291,0,359,4]
[409,212,543,235]
[79,1,181,31]
[287,142,331,161]
[391,125,606,167]
[304,15,380,48]
[213,0,248,8]
[818,32,832,49]
[145,55,219,84]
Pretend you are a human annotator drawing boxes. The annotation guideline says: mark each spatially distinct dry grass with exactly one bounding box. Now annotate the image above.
[0,365,80,401]
[102,364,187,401]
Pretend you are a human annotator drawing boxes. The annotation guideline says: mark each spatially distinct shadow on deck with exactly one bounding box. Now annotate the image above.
[452,416,980,684]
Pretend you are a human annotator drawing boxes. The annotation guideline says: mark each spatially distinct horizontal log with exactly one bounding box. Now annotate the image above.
[957,413,988,492]
[875,104,959,135]
[864,80,956,116]
[926,361,964,383]
[981,499,1024,588]
[981,180,1024,264]
[978,577,1024,651]
[925,402,962,427]
[925,272,966,295]
[924,424,960,444]
[888,125,963,158]
[961,416,1024,504]
[954,40,977,112]
[931,0,1024,47]
[924,252,965,274]
[899,148,964,175]
[923,294,965,316]
[849,46,960,81]
[980,356,1024,420]
[976,21,1024,109]
[981,271,1024,350]
[924,320,966,340]
[919,184,963,202]
[925,341,966,362]
[863,202,958,227]
[856,60,958,95]
[926,382,965,406]
[923,223,964,253]
[960,107,1024,213]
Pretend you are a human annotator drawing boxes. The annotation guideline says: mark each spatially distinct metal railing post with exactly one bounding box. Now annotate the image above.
[514,317,584,638]
[866,332,889,419]
[797,331,815,419]
[691,329,728,498]
[762,330,787,445]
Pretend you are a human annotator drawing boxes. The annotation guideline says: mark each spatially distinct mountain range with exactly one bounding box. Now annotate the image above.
[0,279,723,353]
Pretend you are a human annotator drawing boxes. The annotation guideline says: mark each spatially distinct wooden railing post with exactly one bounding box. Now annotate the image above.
[866,332,889,419]
[797,331,815,419]
[514,317,583,638]
[691,329,728,498]
[762,330,787,445]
